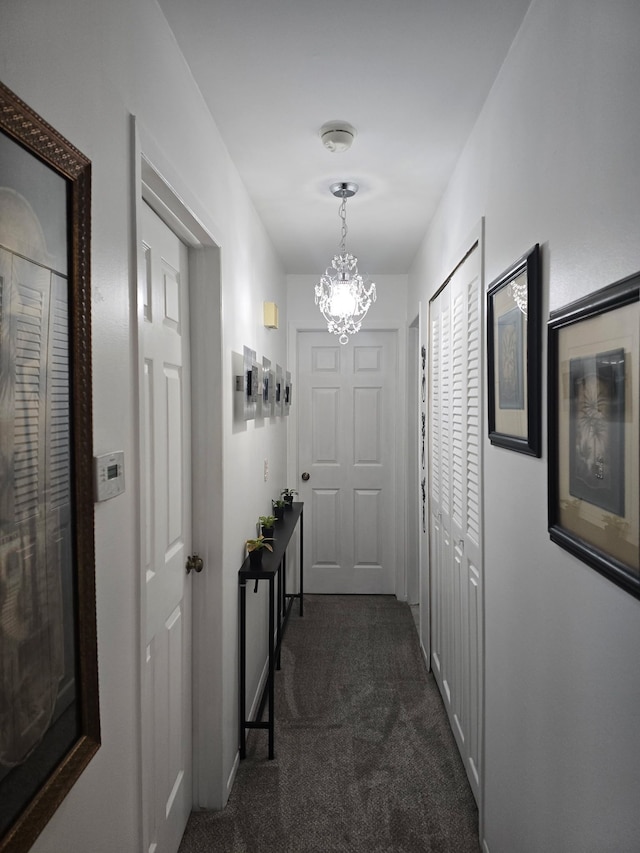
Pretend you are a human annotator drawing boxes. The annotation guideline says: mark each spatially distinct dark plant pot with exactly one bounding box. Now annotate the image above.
[249,549,263,568]
[261,525,274,539]
[283,495,293,510]
[273,505,285,522]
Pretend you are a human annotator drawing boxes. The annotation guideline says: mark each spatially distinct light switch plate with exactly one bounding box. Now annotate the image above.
[94,451,125,501]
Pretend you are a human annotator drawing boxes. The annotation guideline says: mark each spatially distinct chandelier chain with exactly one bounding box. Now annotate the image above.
[339,195,349,253]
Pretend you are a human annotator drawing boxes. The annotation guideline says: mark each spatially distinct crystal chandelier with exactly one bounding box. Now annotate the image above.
[509,276,528,316]
[315,182,376,345]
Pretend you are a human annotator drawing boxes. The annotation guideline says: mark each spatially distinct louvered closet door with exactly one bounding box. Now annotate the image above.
[429,284,453,701]
[429,245,482,804]
[0,250,72,767]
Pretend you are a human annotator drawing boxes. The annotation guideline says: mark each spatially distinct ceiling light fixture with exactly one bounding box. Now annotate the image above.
[315,182,376,345]
[319,121,357,153]
[509,279,528,316]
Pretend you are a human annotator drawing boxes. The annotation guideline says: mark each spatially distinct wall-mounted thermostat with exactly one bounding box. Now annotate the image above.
[94,451,125,502]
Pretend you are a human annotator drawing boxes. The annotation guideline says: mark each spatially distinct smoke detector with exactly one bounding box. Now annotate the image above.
[319,121,357,153]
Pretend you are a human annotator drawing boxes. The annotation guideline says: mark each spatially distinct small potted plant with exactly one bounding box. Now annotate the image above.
[281,488,298,509]
[272,498,286,522]
[259,514,277,538]
[245,535,273,568]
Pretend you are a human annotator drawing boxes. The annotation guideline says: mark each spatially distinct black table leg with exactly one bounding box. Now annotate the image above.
[299,508,304,617]
[239,579,247,759]
[276,557,283,671]
[268,575,275,760]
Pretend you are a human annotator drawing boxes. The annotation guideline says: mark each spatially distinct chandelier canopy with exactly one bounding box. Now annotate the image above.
[315,182,376,345]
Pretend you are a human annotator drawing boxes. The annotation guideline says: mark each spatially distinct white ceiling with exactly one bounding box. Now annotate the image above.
[157,0,532,274]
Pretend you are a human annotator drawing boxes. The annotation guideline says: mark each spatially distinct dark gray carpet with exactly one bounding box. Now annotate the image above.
[179,595,479,852]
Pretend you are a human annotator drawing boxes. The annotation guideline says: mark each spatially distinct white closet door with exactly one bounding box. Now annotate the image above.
[429,245,482,804]
[141,203,193,853]
[297,330,398,594]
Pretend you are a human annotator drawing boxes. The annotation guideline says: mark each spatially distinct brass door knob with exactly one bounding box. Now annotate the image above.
[186,554,204,574]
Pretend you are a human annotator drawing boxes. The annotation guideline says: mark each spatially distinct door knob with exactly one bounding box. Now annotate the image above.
[186,554,204,574]
[301,472,310,481]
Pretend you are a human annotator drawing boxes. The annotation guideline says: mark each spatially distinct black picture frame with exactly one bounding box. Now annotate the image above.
[548,270,640,600]
[0,81,99,852]
[487,244,541,456]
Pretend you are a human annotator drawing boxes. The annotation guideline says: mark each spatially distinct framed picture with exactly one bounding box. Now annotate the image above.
[284,370,292,415]
[240,345,259,420]
[548,271,640,600]
[262,356,271,407]
[275,363,284,416]
[487,244,541,455]
[0,82,99,852]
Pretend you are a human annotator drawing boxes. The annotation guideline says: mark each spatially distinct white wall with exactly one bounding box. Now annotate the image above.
[408,1,640,851]
[0,0,288,850]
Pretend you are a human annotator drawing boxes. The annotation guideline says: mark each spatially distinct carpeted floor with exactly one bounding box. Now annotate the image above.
[179,595,480,852]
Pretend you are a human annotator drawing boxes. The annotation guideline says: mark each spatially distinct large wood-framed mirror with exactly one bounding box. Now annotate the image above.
[0,80,99,853]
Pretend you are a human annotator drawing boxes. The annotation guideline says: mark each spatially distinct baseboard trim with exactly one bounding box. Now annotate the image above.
[228,654,270,804]
[419,639,430,670]
[225,752,240,802]
[248,655,270,722]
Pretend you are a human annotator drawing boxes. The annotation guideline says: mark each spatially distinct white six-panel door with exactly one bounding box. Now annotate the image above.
[429,246,483,804]
[297,330,398,594]
[141,203,193,853]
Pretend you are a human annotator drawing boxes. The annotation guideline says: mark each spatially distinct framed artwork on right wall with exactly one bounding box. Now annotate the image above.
[548,270,640,600]
[487,244,541,456]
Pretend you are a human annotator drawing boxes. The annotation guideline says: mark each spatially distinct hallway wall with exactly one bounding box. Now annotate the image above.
[0,1,289,850]
[408,1,640,851]
[3,1,639,851]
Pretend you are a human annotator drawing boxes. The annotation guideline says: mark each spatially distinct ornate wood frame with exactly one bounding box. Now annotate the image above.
[0,81,99,853]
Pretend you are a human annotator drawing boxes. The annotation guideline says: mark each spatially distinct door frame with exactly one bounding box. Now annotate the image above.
[287,322,408,600]
[131,117,225,847]
[413,304,433,667]
[407,317,420,606]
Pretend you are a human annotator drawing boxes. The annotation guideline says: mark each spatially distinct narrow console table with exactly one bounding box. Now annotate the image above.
[238,502,303,760]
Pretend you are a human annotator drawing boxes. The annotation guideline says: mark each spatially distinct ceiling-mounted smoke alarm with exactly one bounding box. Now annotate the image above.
[319,121,357,153]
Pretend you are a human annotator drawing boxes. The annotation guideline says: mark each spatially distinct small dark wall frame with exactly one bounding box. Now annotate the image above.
[0,82,99,852]
[487,244,541,456]
[548,271,640,600]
